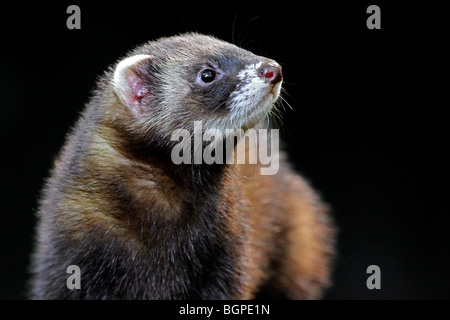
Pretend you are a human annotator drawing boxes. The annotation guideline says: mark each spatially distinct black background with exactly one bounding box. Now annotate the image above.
[0,1,449,300]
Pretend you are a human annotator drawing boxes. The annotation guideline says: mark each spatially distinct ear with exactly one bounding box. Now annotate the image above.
[112,54,152,107]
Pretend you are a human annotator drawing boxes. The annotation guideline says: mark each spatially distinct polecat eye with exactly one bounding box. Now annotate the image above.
[200,69,216,83]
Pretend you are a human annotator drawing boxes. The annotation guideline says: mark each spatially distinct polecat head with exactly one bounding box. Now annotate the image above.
[108,33,282,142]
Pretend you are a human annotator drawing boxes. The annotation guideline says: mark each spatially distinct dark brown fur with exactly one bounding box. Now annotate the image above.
[30,33,335,299]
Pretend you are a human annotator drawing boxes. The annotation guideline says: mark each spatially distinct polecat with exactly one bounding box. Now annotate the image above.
[30,33,335,299]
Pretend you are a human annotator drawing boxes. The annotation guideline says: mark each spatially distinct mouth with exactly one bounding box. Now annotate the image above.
[239,90,278,130]
[248,81,282,123]
[227,79,283,130]
[270,81,282,101]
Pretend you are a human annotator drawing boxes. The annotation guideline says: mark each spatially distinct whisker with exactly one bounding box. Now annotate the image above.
[232,14,238,45]
[238,16,261,48]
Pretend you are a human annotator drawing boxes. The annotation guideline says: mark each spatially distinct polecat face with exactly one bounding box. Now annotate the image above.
[111,33,282,138]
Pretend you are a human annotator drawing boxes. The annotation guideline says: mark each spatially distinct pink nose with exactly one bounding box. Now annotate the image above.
[259,61,283,84]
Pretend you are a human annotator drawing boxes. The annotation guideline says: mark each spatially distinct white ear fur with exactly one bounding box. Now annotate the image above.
[113,54,152,105]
